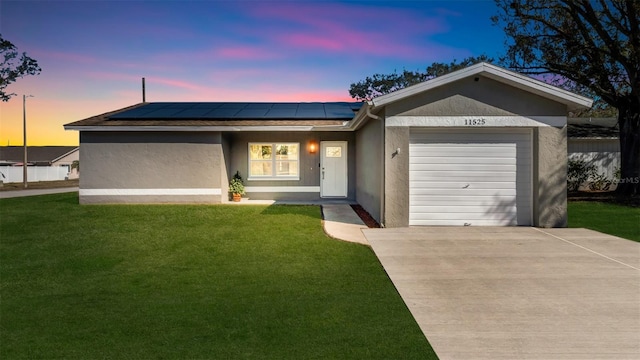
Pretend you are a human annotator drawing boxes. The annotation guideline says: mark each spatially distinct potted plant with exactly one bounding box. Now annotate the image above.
[229,171,245,202]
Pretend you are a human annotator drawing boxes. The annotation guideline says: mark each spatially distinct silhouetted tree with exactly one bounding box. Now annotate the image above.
[492,0,640,195]
[0,34,41,102]
[348,55,494,101]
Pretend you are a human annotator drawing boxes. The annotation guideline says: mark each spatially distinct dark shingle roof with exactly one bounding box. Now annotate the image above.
[65,102,363,128]
[567,118,618,138]
[0,146,78,165]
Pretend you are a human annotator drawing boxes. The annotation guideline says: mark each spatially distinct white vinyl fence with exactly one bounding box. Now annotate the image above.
[568,138,620,179]
[0,166,71,183]
[568,138,620,190]
[567,152,620,179]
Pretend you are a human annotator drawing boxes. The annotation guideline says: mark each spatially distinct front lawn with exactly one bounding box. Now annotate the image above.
[568,201,640,241]
[0,193,435,359]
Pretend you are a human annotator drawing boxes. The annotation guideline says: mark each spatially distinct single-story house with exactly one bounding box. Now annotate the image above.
[0,146,79,182]
[64,63,592,227]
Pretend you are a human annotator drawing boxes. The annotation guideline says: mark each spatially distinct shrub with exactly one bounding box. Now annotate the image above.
[568,159,596,191]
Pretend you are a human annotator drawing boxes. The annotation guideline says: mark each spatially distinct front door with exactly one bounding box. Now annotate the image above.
[321,141,348,197]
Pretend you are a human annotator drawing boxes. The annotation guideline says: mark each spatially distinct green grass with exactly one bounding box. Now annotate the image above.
[0,193,436,359]
[568,201,640,241]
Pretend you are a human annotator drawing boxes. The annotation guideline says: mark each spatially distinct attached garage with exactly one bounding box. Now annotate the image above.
[409,128,532,226]
[358,62,593,228]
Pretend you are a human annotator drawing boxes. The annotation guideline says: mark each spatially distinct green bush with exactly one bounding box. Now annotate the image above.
[568,159,596,191]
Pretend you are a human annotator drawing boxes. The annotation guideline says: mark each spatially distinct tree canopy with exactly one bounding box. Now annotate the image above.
[492,0,640,194]
[348,55,493,101]
[0,34,41,102]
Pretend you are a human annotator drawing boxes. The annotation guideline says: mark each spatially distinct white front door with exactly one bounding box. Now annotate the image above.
[321,141,348,197]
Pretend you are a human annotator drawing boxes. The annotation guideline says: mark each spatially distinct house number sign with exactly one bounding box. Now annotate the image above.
[463,117,486,126]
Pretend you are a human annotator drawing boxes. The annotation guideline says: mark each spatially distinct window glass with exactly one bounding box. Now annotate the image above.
[249,143,299,179]
[249,144,272,160]
[325,146,342,157]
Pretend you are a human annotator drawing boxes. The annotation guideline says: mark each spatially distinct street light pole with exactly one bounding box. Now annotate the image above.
[23,95,33,188]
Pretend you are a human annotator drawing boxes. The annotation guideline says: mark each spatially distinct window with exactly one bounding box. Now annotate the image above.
[248,143,299,180]
[325,146,342,157]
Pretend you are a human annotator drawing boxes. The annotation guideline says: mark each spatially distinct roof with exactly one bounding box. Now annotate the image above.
[0,146,78,165]
[110,102,362,120]
[65,102,363,129]
[567,117,618,138]
[370,62,593,111]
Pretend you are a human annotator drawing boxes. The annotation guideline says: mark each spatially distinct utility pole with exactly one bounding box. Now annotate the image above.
[23,95,33,188]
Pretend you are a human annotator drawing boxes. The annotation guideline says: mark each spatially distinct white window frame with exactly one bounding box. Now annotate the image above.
[248,142,300,181]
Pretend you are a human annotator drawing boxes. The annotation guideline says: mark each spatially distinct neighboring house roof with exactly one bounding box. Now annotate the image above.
[369,62,593,111]
[567,117,618,139]
[0,146,79,165]
[65,102,363,130]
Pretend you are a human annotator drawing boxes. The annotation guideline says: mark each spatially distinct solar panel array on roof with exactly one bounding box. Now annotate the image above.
[108,102,363,120]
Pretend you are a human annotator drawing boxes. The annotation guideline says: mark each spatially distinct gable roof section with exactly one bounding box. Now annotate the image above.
[370,62,593,111]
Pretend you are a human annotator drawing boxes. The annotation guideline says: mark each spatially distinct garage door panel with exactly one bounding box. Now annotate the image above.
[410,181,517,189]
[411,205,517,214]
[411,196,516,206]
[410,156,517,165]
[410,188,516,197]
[409,173,516,182]
[409,218,518,226]
[409,129,531,226]
[409,211,517,221]
[410,147,517,157]
[410,163,518,172]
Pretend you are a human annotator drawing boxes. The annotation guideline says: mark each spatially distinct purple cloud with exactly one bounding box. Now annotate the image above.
[243,2,455,60]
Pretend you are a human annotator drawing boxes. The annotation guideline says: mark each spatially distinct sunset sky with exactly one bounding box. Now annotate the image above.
[0,0,505,146]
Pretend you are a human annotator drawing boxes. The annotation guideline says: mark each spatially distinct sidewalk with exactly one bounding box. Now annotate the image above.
[322,204,369,245]
[0,187,78,199]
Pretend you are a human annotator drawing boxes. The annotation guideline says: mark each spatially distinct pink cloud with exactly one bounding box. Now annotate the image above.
[284,34,344,52]
[148,77,209,92]
[242,2,453,60]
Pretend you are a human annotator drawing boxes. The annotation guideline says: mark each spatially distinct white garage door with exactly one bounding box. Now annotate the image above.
[410,129,532,226]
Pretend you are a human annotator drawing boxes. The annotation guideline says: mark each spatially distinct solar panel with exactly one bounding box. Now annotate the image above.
[172,108,217,118]
[219,103,247,109]
[206,108,242,118]
[108,102,362,120]
[263,109,297,118]
[193,103,223,109]
[271,103,299,109]
[235,109,269,118]
[245,103,273,109]
[142,108,185,118]
[296,110,327,118]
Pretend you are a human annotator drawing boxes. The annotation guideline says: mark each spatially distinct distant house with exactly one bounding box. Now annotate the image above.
[65,63,592,228]
[567,118,619,183]
[0,146,79,183]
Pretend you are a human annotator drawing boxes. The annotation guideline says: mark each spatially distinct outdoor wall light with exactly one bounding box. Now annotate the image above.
[308,142,317,154]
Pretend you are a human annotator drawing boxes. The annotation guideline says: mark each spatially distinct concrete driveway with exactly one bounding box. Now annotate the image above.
[364,227,640,360]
